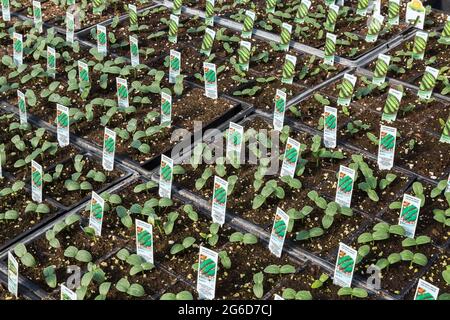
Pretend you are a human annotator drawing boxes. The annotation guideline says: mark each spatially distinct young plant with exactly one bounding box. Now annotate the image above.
[200,223,220,247]
[13,243,37,267]
[229,232,258,245]
[115,278,145,298]
[337,287,368,299]
[252,179,285,209]
[116,249,154,276]
[160,291,194,300]
[252,272,264,299]
[63,246,93,263]
[170,236,196,255]
[263,264,296,274]
[282,288,313,300]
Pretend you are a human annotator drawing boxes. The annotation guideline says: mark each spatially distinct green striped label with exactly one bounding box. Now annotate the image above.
[398,193,421,238]
[269,208,289,257]
[377,125,397,170]
[335,165,355,208]
[159,155,173,199]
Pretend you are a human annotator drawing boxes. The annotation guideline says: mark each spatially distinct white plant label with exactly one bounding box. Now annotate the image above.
[8,251,18,297]
[66,12,75,44]
[97,24,107,55]
[13,32,23,66]
[169,50,181,83]
[116,77,129,108]
[226,122,244,161]
[2,0,10,21]
[372,0,381,15]
[382,88,403,122]
[172,0,182,15]
[333,242,357,288]
[377,125,397,170]
[418,66,438,100]
[78,60,89,88]
[273,89,287,131]
[323,106,338,148]
[414,279,440,300]
[365,14,384,43]
[136,219,154,264]
[295,0,311,23]
[446,173,450,193]
[337,73,357,107]
[129,35,139,67]
[269,207,289,258]
[33,1,43,33]
[47,46,56,77]
[56,104,70,147]
[405,0,426,29]
[335,165,356,208]
[398,193,421,238]
[200,28,216,57]
[280,137,301,178]
[443,116,450,144]
[159,155,173,199]
[281,54,297,84]
[160,92,172,126]
[197,246,218,300]
[211,176,228,226]
[412,31,428,60]
[237,40,252,71]
[241,10,256,39]
[388,0,400,25]
[279,23,292,51]
[205,0,215,26]
[203,62,218,99]
[128,4,138,27]
[168,14,179,43]
[89,191,105,236]
[17,90,27,125]
[440,15,450,44]
[60,284,77,300]
[372,53,391,85]
[31,160,43,203]
[274,294,285,300]
[102,127,116,171]
[356,0,369,16]
[324,33,336,66]
[325,4,339,32]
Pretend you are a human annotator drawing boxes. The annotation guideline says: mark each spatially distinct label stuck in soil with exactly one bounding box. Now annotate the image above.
[33,1,43,33]
[325,4,339,32]
[372,53,391,85]
[200,28,216,56]
[0,153,2,178]
[279,23,292,51]
[136,219,154,264]
[266,0,277,13]
[281,54,297,84]
[17,89,27,125]
[197,246,218,300]
[295,0,311,23]
[47,46,56,77]
[2,0,10,21]
[439,15,450,44]
[333,243,357,288]
[159,155,174,199]
[97,24,107,56]
[418,66,438,100]
[211,176,228,226]
[388,0,401,25]
[365,14,384,43]
[335,165,356,208]
[377,125,397,170]
[324,33,336,65]
[241,10,256,39]
[7,251,18,297]
[238,40,252,71]
[382,88,403,122]
[31,160,43,203]
[13,32,22,66]
[77,60,89,90]
[412,31,428,60]
[273,89,287,131]
[66,12,75,44]
[337,74,357,107]
[356,0,369,16]
[57,104,70,147]
[161,92,172,126]
[226,122,244,162]
[168,14,179,43]
[173,0,183,15]
[371,0,382,15]
[414,279,440,300]
[446,173,450,193]
[89,191,105,236]
[60,284,77,300]
[129,35,139,67]
[398,193,421,238]
[102,127,116,171]
[269,207,289,258]
[116,77,129,108]
[169,50,181,83]
[323,106,338,148]
[128,4,138,28]
[280,137,301,178]
[405,0,426,29]
[205,0,215,26]
[203,62,218,99]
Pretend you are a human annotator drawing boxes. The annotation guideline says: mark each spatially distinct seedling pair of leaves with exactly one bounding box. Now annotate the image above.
[358,222,406,245]
[376,250,428,270]
[229,231,258,245]
[252,179,285,209]
[310,135,344,166]
[45,214,81,248]
[200,223,221,247]
[160,291,194,300]
[13,243,37,267]
[389,182,426,210]
[432,192,450,227]
[116,248,155,276]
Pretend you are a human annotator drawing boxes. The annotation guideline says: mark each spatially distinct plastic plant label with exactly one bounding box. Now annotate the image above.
[356,0,369,16]
[128,4,138,28]
[67,0,75,5]
[169,49,181,83]
[173,0,183,15]
[372,0,381,15]
[324,106,338,148]
[89,191,105,236]
[325,4,339,32]
[274,294,284,300]
[159,155,173,199]
[337,74,357,106]
[241,10,256,39]
[439,16,450,44]
[325,0,335,5]
[281,54,297,84]
[97,24,107,56]
[160,92,172,126]
[66,12,75,44]
[203,62,218,99]
[116,77,129,108]
[333,243,357,288]
[295,0,311,23]
[446,173,450,193]
[93,0,103,14]
[211,176,228,226]
[8,252,18,297]
[196,246,218,300]
[205,0,215,26]
[405,0,426,29]
[398,193,421,238]
[280,137,301,178]
[0,153,2,178]
[237,40,251,71]
[382,88,403,122]
[440,115,450,144]
[324,33,336,66]
[57,104,70,147]
[78,60,89,87]
[61,284,77,300]
[2,0,11,21]
[372,53,391,85]
[412,31,428,60]
[269,207,289,258]
[365,14,384,43]
[129,35,139,67]
[200,28,216,56]
[266,0,277,13]
[335,165,355,208]
[33,1,43,33]
[136,219,153,263]
[414,279,439,300]
[13,32,23,66]
[226,122,244,161]
[377,125,397,170]
[279,23,292,51]
[273,89,287,131]
[47,46,56,77]
[102,127,116,171]
[17,90,27,125]
[168,14,179,43]
[31,160,43,203]
[388,0,400,25]
[418,66,438,100]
